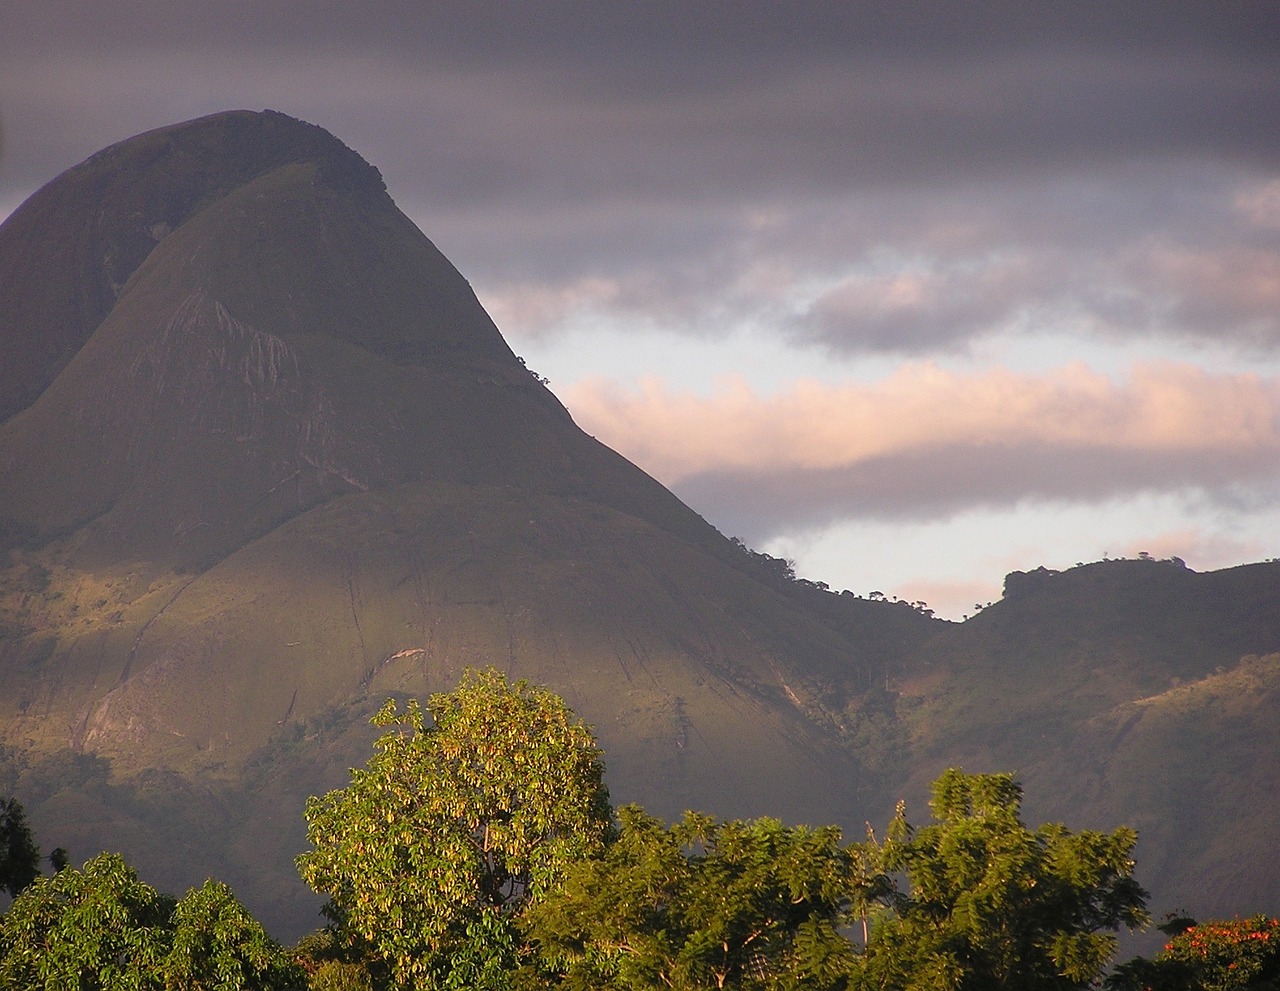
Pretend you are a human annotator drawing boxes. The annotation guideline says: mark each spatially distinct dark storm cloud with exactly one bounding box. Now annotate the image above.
[5,2,1278,200]
[2,1,1277,354]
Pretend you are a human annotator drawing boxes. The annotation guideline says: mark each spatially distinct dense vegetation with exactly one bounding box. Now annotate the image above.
[0,669,1271,989]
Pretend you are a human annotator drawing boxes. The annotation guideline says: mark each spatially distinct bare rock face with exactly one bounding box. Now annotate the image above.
[0,111,375,422]
[0,111,567,567]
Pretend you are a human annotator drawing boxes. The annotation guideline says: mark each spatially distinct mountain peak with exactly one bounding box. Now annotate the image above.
[0,110,387,423]
[3,113,1280,940]
[0,110,568,565]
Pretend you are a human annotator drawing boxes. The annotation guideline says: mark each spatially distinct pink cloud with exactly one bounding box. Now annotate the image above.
[563,361,1280,486]
[481,277,625,335]
[1137,246,1280,339]
[560,361,1280,540]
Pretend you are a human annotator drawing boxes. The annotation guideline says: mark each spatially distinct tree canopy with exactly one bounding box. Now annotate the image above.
[0,852,303,990]
[857,768,1149,990]
[0,672,1167,991]
[523,803,857,990]
[0,852,171,990]
[296,668,613,989]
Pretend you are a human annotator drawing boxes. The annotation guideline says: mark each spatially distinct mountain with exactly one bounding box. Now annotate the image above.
[0,110,939,933]
[1,112,1277,939]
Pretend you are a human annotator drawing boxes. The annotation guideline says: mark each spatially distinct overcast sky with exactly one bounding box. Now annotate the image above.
[4,2,1279,618]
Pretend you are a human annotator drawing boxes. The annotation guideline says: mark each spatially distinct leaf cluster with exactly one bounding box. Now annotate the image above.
[0,852,303,989]
[296,669,612,989]
[522,804,856,990]
[859,769,1149,991]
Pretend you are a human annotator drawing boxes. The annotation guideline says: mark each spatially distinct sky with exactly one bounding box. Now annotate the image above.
[3,2,1279,619]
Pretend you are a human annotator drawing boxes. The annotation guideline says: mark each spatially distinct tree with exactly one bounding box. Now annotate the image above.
[523,803,857,990]
[0,853,302,991]
[166,879,305,990]
[0,798,40,900]
[857,769,1149,991]
[1107,914,1280,991]
[0,852,172,990]
[296,668,613,990]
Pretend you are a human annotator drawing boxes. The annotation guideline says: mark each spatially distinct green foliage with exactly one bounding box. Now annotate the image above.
[296,668,612,990]
[166,879,306,990]
[857,769,1149,991]
[0,853,302,990]
[444,910,520,991]
[0,852,172,990]
[293,928,378,991]
[309,961,375,991]
[0,798,40,899]
[289,676,1147,991]
[523,803,857,990]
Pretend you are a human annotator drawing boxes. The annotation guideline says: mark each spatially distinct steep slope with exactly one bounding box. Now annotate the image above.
[0,110,388,425]
[0,112,707,571]
[0,112,920,934]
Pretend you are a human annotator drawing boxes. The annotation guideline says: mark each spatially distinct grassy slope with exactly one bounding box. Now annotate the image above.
[0,477,896,938]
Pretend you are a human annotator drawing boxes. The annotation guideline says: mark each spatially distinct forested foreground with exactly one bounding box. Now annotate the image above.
[0,670,1274,990]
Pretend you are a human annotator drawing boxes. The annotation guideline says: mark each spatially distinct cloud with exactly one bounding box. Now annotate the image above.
[1128,244,1280,346]
[890,577,1001,619]
[791,252,1047,353]
[1236,178,1280,230]
[469,161,1280,356]
[563,362,1280,541]
[6,4,1277,207]
[3,3,1276,361]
